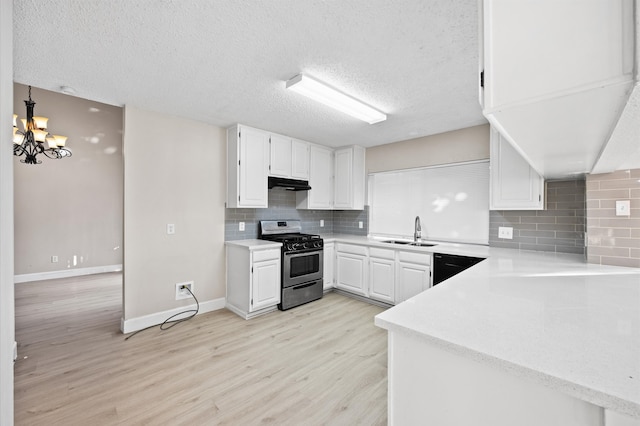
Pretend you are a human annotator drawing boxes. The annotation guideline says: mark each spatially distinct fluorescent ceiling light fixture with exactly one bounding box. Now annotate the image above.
[286,74,387,124]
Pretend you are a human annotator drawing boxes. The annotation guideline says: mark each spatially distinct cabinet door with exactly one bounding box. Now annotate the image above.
[333,148,353,209]
[323,242,335,290]
[333,146,365,210]
[291,139,310,180]
[490,127,544,210]
[251,258,281,312]
[396,262,430,303]
[302,144,333,209]
[239,127,269,208]
[269,134,292,177]
[369,256,395,304]
[335,252,367,296]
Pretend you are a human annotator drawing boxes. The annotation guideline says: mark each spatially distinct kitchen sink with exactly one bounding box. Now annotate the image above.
[381,240,437,247]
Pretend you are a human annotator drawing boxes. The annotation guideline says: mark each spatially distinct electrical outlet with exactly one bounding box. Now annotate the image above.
[320,219,324,227]
[51,255,58,263]
[167,223,175,234]
[616,200,630,216]
[239,222,245,231]
[358,221,363,229]
[498,226,513,239]
[175,281,194,300]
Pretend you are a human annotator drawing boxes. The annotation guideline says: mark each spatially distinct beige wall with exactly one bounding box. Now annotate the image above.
[366,124,489,173]
[13,83,123,275]
[586,169,640,268]
[123,106,226,320]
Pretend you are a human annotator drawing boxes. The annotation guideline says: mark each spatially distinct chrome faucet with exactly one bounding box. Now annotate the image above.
[414,216,422,242]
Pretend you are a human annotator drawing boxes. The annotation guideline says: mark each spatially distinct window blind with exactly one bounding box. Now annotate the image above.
[368,160,489,245]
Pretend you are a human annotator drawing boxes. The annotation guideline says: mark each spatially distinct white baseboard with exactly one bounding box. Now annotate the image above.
[225,302,278,320]
[121,297,226,334]
[14,264,123,283]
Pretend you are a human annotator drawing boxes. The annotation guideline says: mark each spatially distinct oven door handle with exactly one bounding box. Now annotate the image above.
[284,248,323,256]
[292,281,318,290]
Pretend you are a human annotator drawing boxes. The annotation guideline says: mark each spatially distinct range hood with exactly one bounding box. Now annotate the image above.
[268,177,312,191]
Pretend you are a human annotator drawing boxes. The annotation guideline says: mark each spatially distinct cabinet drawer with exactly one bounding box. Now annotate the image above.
[336,243,368,256]
[398,251,431,265]
[369,247,395,260]
[252,249,280,262]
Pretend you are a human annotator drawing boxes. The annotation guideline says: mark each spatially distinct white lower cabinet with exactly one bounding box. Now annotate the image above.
[252,253,281,311]
[331,241,432,304]
[396,251,432,303]
[368,248,395,304]
[335,243,368,297]
[226,243,281,319]
[323,242,335,291]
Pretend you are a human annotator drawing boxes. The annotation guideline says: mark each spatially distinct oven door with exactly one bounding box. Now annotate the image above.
[283,249,323,287]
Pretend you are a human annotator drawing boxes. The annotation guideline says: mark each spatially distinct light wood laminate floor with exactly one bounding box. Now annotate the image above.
[14,273,388,425]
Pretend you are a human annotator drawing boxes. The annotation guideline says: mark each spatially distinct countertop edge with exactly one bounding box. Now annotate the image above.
[374,315,640,419]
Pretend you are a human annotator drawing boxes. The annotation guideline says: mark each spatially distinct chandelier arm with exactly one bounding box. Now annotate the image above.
[13,143,26,156]
[58,147,72,158]
[41,149,62,160]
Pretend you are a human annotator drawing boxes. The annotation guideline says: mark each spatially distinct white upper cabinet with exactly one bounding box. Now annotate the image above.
[227,124,269,208]
[333,145,365,210]
[269,133,292,178]
[480,0,634,179]
[490,126,544,210]
[291,139,310,180]
[297,144,333,210]
[269,135,310,180]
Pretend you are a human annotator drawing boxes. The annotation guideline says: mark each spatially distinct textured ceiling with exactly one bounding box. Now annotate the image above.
[13,0,487,148]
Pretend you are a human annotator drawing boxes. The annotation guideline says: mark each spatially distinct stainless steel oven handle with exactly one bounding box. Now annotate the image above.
[292,281,317,290]
[283,248,324,256]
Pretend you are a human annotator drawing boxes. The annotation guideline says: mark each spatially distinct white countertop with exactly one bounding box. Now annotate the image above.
[224,239,282,250]
[360,239,640,418]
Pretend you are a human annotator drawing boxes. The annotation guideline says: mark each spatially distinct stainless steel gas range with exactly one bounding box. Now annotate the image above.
[259,220,323,310]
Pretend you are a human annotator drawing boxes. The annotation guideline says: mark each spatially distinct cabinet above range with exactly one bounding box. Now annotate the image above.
[269,133,309,180]
[227,123,365,210]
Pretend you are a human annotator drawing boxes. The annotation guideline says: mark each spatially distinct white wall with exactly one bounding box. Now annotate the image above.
[366,124,489,173]
[123,106,226,325]
[0,1,14,424]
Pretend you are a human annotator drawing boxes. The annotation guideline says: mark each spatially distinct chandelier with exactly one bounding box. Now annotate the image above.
[13,86,71,164]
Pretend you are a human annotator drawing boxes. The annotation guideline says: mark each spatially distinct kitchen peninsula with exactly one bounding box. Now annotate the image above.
[372,244,640,426]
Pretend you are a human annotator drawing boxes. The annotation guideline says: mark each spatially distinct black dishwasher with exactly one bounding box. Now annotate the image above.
[433,253,484,285]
